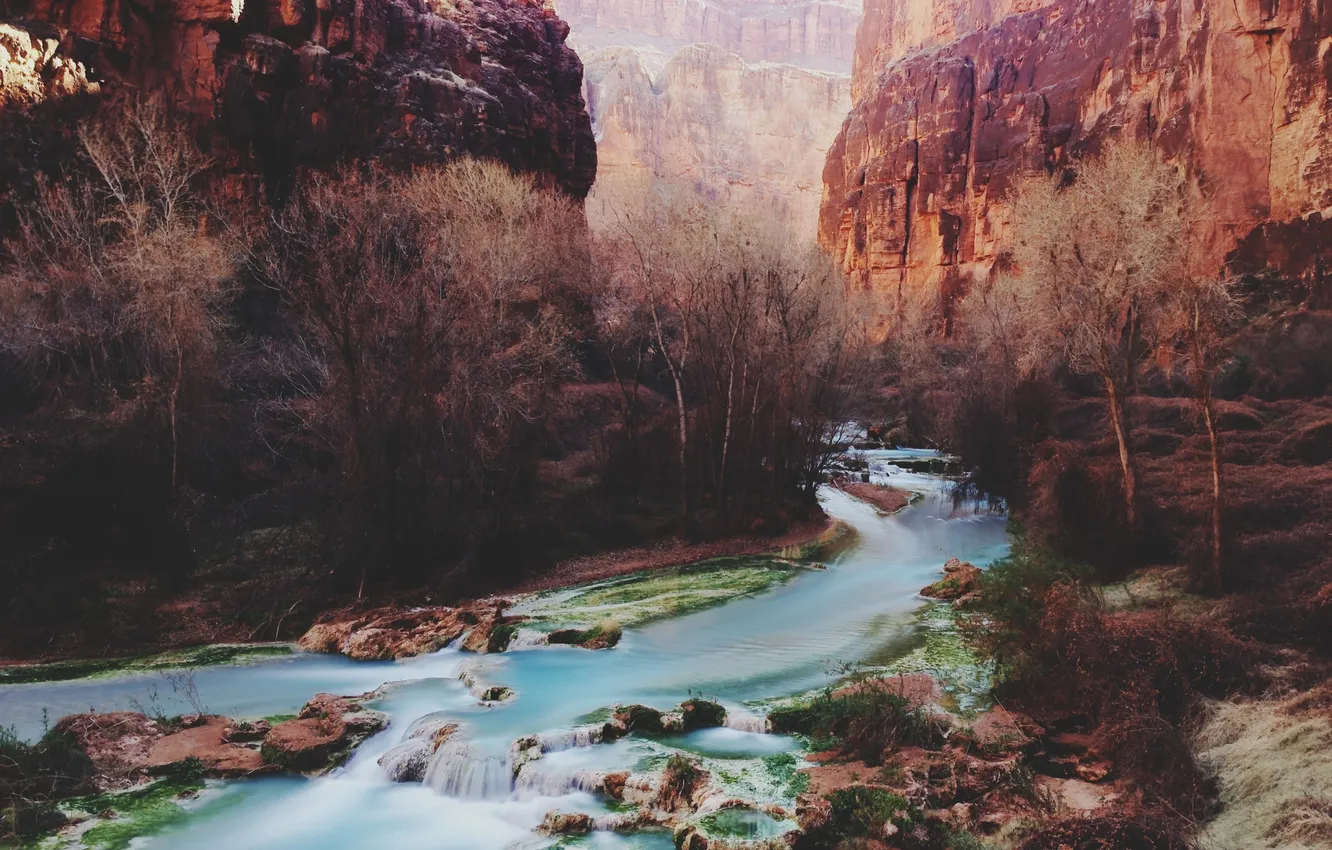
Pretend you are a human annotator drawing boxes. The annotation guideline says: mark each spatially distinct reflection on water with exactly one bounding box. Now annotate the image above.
[0,451,1009,849]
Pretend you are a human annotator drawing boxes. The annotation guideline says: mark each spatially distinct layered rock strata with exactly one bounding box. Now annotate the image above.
[582,42,850,234]
[0,0,597,196]
[821,0,1332,304]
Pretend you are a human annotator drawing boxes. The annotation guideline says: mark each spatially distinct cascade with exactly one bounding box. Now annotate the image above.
[724,712,772,734]
[507,629,550,650]
[513,762,607,796]
[423,740,514,800]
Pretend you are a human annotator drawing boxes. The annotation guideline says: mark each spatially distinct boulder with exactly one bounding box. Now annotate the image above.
[680,699,726,731]
[56,712,270,788]
[538,810,593,835]
[261,694,388,773]
[144,716,266,777]
[920,558,981,601]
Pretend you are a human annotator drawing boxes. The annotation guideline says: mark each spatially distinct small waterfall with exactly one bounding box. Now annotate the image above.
[513,763,606,797]
[724,711,771,734]
[423,740,513,800]
[506,629,549,650]
[536,725,604,753]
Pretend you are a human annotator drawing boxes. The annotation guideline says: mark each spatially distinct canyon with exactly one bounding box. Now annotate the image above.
[0,0,596,197]
[563,0,858,235]
[821,0,1332,306]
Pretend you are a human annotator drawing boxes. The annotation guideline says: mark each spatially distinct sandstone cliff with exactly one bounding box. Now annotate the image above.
[821,0,1332,304]
[559,0,860,72]
[0,0,596,196]
[583,42,850,234]
[561,0,857,233]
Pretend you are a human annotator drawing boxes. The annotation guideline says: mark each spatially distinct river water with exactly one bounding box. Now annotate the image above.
[0,450,1010,849]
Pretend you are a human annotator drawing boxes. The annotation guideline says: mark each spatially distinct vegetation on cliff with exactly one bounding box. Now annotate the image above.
[864,137,1332,848]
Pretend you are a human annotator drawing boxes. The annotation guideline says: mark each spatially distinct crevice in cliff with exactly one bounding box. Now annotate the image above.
[960,57,979,269]
[902,150,919,300]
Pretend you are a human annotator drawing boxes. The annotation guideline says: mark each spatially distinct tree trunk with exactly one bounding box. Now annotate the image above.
[651,307,689,523]
[170,334,183,493]
[1104,377,1138,532]
[1201,391,1225,588]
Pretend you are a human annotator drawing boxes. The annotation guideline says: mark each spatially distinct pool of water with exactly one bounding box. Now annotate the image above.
[1,451,1009,848]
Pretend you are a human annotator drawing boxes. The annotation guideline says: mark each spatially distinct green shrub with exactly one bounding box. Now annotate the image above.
[772,685,947,764]
[958,531,1092,677]
[762,752,809,796]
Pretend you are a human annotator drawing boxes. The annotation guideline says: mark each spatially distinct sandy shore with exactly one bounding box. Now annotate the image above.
[833,481,913,514]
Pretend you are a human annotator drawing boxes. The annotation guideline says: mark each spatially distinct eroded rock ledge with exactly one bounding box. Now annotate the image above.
[55,693,386,789]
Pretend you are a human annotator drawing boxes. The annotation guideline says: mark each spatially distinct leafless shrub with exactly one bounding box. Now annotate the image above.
[263,160,585,589]
[0,98,238,489]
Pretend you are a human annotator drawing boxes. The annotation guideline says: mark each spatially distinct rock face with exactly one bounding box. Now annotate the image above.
[582,42,850,235]
[0,0,596,196]
[558,0,860,71]
[560,0,856,234]
[821,0,1332,306]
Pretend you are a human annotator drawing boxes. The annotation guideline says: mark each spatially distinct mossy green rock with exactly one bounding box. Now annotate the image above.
[680,699,726,731]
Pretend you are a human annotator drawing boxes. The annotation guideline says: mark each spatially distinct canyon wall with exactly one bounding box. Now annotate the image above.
[821,0,1332,304]
[582,42,850,234]
[558,0,860,71]
[562,0,858,235]
[0,0,597,196]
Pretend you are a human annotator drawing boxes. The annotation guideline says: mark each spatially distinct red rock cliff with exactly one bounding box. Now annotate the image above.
[821,0,1332,305]
[0,0,597,196]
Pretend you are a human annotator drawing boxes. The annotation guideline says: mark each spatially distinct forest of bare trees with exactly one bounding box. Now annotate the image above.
[594,191,876,531]
[0,101,871,647]
[889,141,1241,586]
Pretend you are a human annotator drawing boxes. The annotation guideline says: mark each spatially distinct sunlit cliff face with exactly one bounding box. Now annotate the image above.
[557,0,861,237]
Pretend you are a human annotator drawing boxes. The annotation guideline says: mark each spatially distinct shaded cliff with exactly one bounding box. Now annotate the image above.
[821,0,1332,305]
[583,42,850,234]
[0,0,597,196]
[559,0,859,72]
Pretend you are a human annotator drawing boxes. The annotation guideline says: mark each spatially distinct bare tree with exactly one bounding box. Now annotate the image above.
[1156,275,1242,588]
[263,161,584,590]
[998,141,1188,533]
[0,98,237,490]
[594,185,874,524]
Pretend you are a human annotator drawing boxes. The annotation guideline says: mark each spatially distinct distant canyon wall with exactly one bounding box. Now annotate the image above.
[821,0,1332,305]
[559,0,860,70]
[560,0,858,236]
[582,42,850,234]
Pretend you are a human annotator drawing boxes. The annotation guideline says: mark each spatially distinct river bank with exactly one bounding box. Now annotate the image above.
[0,515,842,670]
[2,452,1016,849]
